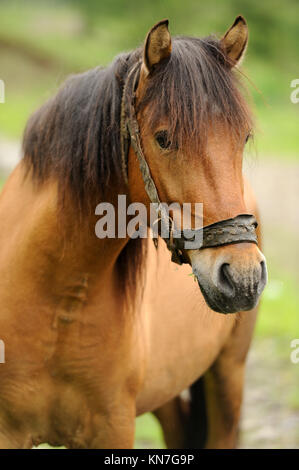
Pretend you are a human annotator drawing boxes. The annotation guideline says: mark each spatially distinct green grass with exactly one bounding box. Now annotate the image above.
[246,59,299,158]
[256,269,299,338]
[135,413,164,449]
[254,106,299,158]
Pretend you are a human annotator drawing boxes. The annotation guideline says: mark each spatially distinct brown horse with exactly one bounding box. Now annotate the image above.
[0,16,267,448]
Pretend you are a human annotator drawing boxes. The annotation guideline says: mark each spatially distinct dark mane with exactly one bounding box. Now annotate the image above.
[23,49,140,212]
[23,35,252,212]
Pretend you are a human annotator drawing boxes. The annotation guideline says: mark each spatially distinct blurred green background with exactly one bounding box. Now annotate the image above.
[0,0,298,448]
[0,0,298,157]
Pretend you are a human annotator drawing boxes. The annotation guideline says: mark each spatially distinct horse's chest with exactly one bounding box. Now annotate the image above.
[0,298,142,448]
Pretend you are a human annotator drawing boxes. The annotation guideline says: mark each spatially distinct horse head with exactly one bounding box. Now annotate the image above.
[127,17,267,313]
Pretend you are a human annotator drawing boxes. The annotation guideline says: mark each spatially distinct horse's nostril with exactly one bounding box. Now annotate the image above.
[217,263,235,297]
[259,260,268,293]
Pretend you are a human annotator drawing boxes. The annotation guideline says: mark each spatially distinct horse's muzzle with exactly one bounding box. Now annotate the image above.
[191,245,267,314]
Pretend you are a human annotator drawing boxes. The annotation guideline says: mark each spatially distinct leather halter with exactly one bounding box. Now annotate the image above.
[120,63,258,265]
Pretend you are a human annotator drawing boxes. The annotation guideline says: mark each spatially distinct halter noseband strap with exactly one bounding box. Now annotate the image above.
[120,63,258,265]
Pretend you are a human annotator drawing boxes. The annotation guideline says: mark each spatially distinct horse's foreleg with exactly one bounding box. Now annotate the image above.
[153,396,189,448]
[154,360,246,449]
[172,342,248,449]
[155,306,258,450]
[153,377,207,449]
[0,434,17,449]
[89,419,135,449]
[88,401,136,449]
[203,360,244,448]
[0,429,32,449]
[153,352,246,449]
[203,307,258,449]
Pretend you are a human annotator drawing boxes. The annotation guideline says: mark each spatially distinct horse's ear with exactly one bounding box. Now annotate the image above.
[221,16,248,67]
[143,19,172,75]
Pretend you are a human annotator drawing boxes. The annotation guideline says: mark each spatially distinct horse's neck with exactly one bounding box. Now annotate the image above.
[0,163,130,305]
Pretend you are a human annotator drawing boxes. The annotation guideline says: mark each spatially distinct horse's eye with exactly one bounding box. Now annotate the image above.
[245,132,252,144]
[155,130,171,150]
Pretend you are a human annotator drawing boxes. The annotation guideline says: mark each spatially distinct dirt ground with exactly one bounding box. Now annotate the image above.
[241,337,299,448]
[0,140,298,448]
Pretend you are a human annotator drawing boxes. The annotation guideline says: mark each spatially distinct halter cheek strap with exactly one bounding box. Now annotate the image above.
[120,63,258,265]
